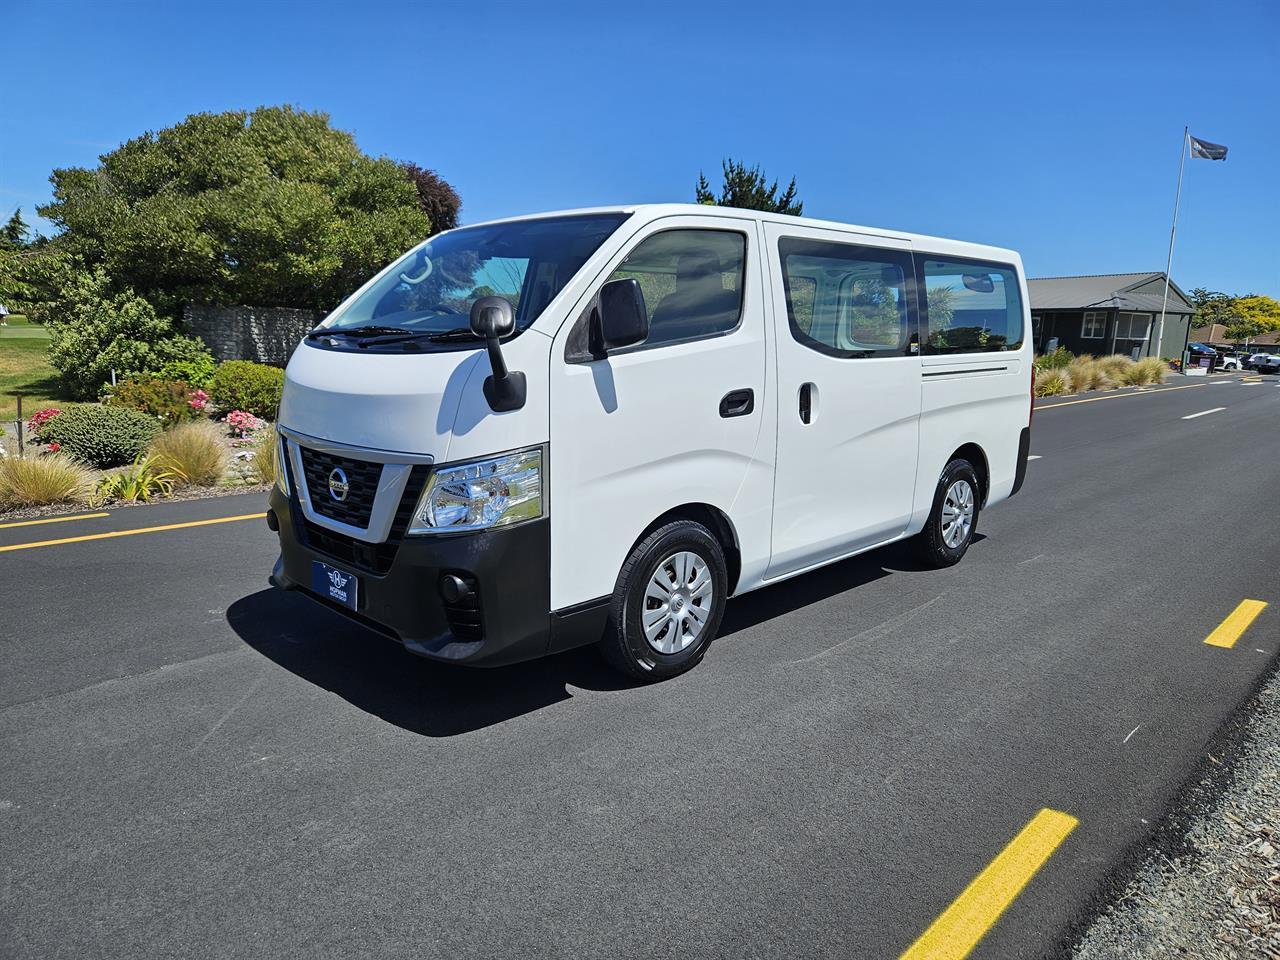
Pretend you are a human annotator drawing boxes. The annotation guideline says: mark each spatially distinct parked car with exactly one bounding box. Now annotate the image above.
[1217,352,1245,371]
[1186,342,1218,370]
[267,204,1034,680]
[1252,354,1280,374]
[1243,352,1273,371]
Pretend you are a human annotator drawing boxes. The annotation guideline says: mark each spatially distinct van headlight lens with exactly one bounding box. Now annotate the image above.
[407,448,543,534]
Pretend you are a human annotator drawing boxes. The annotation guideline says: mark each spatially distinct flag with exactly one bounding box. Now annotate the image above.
[1190,135,1228,160]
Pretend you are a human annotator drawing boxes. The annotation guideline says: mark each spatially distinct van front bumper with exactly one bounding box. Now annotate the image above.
[268,486,590,667]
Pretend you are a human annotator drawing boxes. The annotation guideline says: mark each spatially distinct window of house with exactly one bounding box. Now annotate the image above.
[1082,312,1107,338]
[778,238,915,358]
[920,257,1024,354]
[1115,312,1150,340]
[607,229,745,348]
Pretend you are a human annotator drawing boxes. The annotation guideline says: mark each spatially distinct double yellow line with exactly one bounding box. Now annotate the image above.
[0,512,264,553]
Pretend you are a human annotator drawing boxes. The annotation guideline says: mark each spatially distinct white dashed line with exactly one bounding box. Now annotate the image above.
[1182,407,1227,420]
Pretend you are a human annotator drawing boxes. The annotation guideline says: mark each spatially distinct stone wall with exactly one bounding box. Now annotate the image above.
[183,304,323,365]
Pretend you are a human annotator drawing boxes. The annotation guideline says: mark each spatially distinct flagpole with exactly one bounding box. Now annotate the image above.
[1157,127,1188,362]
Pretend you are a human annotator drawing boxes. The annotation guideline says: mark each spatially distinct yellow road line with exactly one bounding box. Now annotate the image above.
[0,512,265,553]
[900,808,1078,960]
[1204,599,1268,649]
[1036,382,1205,410]
[0,511,109,530]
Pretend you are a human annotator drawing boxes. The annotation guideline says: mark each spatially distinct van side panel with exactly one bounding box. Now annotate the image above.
[546,213,774,612]
[909,258,1032,532]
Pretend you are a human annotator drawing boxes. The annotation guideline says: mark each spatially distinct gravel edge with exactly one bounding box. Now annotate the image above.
[1071,664,1280,959]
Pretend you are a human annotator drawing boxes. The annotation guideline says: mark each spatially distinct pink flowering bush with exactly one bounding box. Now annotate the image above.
[187,389,209,413]
[225,409,262,438]
[27,407,62,439]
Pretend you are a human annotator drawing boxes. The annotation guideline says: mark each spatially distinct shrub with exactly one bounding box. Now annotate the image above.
[150,421,226,486]
[40,404,160,467]
[26,407,62,438]
[1097,355,1132,383]
[209,361,284,418]
[96,454,176,503]
[1065,357,1107,392]
[1034,369,1068,397]
[0,454,95,508]
[1033,346,1073,371]
[1136,357,1167,385]
[249,429,278,485]
[106,378,202,424]
[157,353,217,390]
[225,409,263,438]
[44,265,217,399]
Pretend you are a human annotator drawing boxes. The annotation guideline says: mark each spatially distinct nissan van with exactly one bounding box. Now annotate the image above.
[267,204,1033,679]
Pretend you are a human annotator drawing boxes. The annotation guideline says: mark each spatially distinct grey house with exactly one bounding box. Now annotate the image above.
[1027,273,1195,359]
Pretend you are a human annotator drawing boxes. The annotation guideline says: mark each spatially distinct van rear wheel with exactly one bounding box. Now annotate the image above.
[600,520,728,681]
[915,459,980,568]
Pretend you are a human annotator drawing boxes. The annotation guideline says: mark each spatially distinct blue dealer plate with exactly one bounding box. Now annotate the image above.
[312,560,358,610]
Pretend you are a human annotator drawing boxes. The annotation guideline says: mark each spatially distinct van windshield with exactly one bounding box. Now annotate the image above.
[321,213,629,339]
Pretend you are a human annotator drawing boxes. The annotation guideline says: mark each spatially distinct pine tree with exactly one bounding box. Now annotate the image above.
[694,159,803,215]
[1,208,29,248]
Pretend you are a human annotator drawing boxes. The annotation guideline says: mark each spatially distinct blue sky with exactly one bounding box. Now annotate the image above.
[3,0,1277,296]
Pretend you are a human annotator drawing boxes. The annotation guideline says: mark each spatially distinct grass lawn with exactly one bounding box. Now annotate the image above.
[0,315,52,340]
[0,330,66,427]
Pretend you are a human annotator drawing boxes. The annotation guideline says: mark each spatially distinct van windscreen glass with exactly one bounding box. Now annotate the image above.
[322,213,630,339]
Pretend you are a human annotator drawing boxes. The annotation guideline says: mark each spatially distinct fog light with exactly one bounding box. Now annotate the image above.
[439,574,474,605]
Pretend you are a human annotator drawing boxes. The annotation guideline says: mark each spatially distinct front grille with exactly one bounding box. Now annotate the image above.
[299,447,383,528]
[293,464,433,575]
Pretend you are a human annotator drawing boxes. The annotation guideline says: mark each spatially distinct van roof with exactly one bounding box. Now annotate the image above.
[460,203,1022,264]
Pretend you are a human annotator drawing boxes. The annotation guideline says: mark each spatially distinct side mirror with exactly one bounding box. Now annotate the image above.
[468,296,525,412]
[469,296,515,339]
[597,278,649,351]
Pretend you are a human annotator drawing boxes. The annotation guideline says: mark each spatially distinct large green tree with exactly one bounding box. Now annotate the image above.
[696,159,803,215]
[38,106,433,313]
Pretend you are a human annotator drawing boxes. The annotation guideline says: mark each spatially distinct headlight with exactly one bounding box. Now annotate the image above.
[274,430,290,495]
[407,447,543,534]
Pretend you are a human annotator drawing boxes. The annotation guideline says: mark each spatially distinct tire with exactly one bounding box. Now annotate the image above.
[600,520,728,681]
[914,459,981,568]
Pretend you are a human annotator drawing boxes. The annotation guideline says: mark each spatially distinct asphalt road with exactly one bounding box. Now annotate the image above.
[3,373,1278,959]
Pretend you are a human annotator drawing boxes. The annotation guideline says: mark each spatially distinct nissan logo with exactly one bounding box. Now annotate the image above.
[328,467,350,502]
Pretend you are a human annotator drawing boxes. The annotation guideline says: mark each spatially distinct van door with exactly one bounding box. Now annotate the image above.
[764,223,922,578]
[548,215,773,612]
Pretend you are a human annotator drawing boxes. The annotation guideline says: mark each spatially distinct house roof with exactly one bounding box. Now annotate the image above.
[1027,273,1194,314]
[1191,323,1280,346]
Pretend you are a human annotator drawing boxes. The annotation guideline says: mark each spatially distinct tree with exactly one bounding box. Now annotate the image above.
[1236,294,1280,331]
[43,263,212,399]
[1189,289,1280,345]
[1,208,29,249]
[695,159,803,215]
[400,162,461,233]
[38,106,434,314]
[1188,288,1243,328]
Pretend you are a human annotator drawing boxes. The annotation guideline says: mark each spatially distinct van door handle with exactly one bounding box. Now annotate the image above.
[719,388,755,418]
[799,382,814,424]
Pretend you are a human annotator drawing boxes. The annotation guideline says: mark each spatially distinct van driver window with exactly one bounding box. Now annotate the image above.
[920,257,1024,354]
[778,238,914,358]
[607,230,746,347]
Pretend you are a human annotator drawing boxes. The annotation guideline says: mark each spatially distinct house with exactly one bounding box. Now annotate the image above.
[1188,323,1280,354]
[1027,272,1195,359]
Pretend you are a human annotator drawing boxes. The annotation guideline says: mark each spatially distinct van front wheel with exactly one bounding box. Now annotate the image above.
[601,520,728,681]
[915,459,980,567]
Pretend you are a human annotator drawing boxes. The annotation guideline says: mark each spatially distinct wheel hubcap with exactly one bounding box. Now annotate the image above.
[642,551,714,654]
[941,479,975,549]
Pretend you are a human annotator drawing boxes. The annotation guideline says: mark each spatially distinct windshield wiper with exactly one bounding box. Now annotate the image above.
[306,325,417,341]
[425,327,482,343]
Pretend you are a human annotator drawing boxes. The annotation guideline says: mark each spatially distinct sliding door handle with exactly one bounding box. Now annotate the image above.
[719,388,755,418]
[799,382,815,424]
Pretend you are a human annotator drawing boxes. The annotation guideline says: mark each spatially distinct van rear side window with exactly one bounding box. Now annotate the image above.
[920,257,1024,354]
[778,238,915,358]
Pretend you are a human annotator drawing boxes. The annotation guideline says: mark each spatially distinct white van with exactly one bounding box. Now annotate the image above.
[267,204,1033,679]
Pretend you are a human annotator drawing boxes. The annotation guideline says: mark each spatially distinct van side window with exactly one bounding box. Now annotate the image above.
[608,229,746,347]
[778,238,915,358]
[919,257,1024,354]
